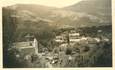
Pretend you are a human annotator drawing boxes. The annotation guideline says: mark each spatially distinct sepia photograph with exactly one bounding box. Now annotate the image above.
[2,0,113,68]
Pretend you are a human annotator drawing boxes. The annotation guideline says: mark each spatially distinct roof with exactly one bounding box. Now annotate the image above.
[17,34,35,42]
[25,34,34,38]
[13,41,34,49]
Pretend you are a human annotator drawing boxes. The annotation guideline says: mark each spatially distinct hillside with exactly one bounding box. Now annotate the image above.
[5,4,80,27]
[2,1,112,41]
[64,0,111,15]
[64,0,112,26]
[3,1,112,30]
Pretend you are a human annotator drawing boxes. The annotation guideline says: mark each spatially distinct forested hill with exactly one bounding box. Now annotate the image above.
[64,0,112,25]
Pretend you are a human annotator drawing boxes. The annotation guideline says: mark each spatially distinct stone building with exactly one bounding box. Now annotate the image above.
[12,34,39,56]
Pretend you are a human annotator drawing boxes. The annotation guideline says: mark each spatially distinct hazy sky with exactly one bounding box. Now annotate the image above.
[1,0,82,8]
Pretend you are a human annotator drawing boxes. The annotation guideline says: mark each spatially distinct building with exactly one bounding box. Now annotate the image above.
[54,29,81,45]
[12,34,39,56]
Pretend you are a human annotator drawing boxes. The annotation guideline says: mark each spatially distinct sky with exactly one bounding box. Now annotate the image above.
[1,0,82,8]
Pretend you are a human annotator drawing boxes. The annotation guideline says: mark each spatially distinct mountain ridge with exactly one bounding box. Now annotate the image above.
[3,0,112,30]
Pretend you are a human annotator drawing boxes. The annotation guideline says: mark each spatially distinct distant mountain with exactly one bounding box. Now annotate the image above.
[3,0,112,32]
[64,0,112,25]
[4,4,81,28]
[64,0,111,15]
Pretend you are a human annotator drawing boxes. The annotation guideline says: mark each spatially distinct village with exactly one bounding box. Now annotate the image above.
[9,28,111,67]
